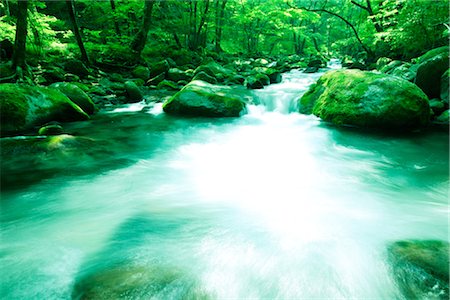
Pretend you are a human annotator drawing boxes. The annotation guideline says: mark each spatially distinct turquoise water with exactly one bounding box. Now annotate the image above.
[1,70,448,299]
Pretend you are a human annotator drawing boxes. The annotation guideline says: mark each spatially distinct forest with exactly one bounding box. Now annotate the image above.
[0,0,449,299]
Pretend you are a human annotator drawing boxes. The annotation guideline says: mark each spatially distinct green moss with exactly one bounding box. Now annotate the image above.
[415,46,449,64]
[299,69,430,129]
[51,82,96,114]
[163,80,245,117]
[0,83,89,136]
[388,240,449,299]
[0,84,30,133]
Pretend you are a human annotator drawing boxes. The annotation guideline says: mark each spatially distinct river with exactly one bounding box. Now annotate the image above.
[1,66,448,299]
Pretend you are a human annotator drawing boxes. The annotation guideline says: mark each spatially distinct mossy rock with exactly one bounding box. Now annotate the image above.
[299,69,430,130]
[266,68,282,84]
[246,74,270,89]
[193,61,235,83]
[192,71,218,84]
[132,65,150,81]
[435,109,449,124]
[415,52,449,99]
[0,83,89,136]
[380,60,404,74]
[124,80,143,103]
[376,57,392,71]
[163,80,246,117]
[51,82,96,115]
[415,46,449,64]
[167,68,193,82]
[388,240,449,299]
[157,80,180,91]
[150,60,170,78]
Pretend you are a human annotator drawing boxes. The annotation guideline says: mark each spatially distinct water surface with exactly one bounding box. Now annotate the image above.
[1,69,448,299]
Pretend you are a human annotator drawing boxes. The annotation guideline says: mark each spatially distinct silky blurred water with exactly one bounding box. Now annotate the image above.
[1,69,448,299]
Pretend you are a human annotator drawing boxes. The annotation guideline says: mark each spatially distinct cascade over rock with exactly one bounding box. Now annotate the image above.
[299,69,430,129]
[162,80,246,117]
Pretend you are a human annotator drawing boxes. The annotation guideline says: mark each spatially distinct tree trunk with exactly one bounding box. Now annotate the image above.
[12,0,28,69]
[215,0,227,52]
[66,0,90,65]
[131,0,155,56]
[109,0,121,36]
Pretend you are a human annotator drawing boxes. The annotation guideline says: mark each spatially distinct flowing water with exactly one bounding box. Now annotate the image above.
[1,66,448,299]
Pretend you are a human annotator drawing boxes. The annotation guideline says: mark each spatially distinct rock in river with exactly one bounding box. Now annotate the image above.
[299,69,430,130]
[0,83,89,136]
[163,80,246,117]
[388,240,449,299]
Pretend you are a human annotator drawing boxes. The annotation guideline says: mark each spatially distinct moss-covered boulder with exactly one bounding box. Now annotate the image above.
[192,71,218,84]
[124,80,143,103]
[388,240,449,299]
[132,65,150,81]
[51,82,96,115]
[163,80,246,117]
[167,68,193,82]
[435,109,449,124]
[415,48,449,99]
[150,60,170,78]
[246,74,270,89]
[193,61,235,83]
[299,69,430,129]
[0,84,89,136]
[157,80,180,91]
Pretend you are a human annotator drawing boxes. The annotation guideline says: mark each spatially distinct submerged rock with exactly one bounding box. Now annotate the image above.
[388,240,449,299]
[0,83,89,136]
[299,69,430,130]
[71,215,211,300]
[163,80,246,117]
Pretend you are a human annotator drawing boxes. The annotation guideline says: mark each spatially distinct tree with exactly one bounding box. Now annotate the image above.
[12,0,28,69]
[214,0,227,52]
[131,0,155,56]
[66,0,90,64]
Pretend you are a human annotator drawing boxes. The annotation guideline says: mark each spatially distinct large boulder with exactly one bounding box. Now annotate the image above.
[193,61,235,83]
[414,47,449,99]
[163,80,246,117]
[0,84,89,136]
[299,69,430,129]
[50,82,96,114]
[124,80,143,103]
[388,240,449,299]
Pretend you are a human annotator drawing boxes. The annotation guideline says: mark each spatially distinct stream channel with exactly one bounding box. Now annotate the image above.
[1,64,448,299]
